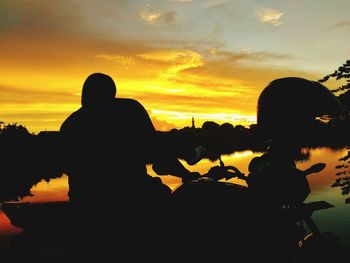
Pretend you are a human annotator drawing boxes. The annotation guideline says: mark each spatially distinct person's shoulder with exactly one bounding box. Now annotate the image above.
[65,108,84,120]
[60,108,83,131]
[116,98,143,106]
[116,98,146,111]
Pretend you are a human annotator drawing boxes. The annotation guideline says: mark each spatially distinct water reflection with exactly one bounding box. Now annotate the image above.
[298,148,347,191]
[1,147,350,249]
[147,150,261,189]
[20,175,69,204]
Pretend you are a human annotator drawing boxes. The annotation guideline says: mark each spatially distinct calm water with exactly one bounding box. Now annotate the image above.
[1,147,350,248]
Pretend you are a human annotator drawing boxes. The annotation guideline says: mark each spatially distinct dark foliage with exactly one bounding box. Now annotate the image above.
[320,58,350,203]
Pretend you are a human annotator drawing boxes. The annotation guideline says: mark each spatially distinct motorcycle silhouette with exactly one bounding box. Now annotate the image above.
[171,155,340,261]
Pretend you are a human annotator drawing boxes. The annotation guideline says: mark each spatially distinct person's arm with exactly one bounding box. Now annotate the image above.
[152,157,200,181]
[133,100,199,181]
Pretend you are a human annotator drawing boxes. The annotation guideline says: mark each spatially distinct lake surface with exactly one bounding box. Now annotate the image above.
[1,147,350,248]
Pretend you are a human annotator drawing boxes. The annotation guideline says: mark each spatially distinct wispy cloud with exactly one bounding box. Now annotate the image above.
[95,49,204,80]
[139,4,176,25]
[200,0,233,8]
[137,50,204,79]
[172,0,193,2]
[139,5,162,24]
[208,49,290,63]
[148,112,177,131]
[137,50,201,63]
[333,20,350,28]
[256,8,284,26]
[95,54,136,66]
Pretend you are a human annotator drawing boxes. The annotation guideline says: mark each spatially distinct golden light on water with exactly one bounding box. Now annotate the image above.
[148,150,261,189]
[298,148,347,191]
[6,148,346,203]
[21,175,69,204]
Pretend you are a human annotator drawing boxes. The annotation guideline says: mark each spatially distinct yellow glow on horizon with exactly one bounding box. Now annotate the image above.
[0,34,261,133]
[0,42,262,132]
[150,109,256,127]
[0,70,82,91]
[0,69,257,132]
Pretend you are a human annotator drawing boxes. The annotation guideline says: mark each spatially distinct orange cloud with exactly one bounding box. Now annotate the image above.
[149,114,177,131]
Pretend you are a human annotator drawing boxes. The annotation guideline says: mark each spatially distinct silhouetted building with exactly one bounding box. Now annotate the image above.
[191,116,195,129]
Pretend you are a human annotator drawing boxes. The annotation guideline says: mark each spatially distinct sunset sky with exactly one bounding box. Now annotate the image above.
[0,0,349,133]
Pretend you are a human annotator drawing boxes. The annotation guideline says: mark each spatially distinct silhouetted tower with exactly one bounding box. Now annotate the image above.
[191,117,195,129]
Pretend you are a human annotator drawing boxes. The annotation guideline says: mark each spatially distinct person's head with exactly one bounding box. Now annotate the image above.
[257,77,344,143]
[81,73,116,109]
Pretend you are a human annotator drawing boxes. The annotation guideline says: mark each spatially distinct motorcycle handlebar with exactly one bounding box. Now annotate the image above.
[198,165,245,181]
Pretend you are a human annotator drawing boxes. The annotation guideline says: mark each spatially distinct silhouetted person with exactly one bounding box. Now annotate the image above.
[248,77,344,207]
[60,73,197,259]
[246,77,345,261]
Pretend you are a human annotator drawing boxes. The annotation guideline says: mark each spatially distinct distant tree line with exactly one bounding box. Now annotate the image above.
[0,122,62,201]
[159,117,350,163]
